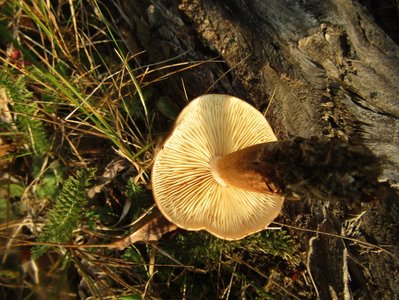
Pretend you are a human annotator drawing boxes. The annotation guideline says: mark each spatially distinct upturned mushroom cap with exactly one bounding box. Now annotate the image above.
[152,94,284,240]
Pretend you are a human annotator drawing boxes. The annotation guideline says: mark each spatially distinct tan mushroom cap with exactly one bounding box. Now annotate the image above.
[152,94,284,240]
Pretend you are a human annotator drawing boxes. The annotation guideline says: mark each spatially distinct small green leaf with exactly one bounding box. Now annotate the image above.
[35,174,58,199]
[0,198,9,221]
[118,295,141,300]
[8,183,24,198]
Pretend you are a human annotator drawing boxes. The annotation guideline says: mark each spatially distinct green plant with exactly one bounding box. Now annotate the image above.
[31,168,96,259]
[0,68,50,156]
[153,230,296,298]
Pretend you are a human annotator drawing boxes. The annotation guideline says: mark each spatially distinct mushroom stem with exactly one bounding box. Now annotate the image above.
[215,137,383,202]
[214,143,278,194]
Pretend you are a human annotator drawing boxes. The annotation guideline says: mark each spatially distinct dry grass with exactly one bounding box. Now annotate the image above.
[0,1,175,298]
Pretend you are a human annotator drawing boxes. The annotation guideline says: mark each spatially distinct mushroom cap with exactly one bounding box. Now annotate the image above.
[152,94,284,240]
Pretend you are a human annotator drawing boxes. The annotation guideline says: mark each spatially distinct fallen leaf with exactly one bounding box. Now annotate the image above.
[0,139,14,170]
[109,209,177,249]
[87,157,130,198]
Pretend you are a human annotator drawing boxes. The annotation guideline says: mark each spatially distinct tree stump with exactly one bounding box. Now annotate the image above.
[119,0,399,298]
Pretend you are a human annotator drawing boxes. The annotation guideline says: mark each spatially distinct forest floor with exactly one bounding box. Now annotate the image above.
[0,1,398,299]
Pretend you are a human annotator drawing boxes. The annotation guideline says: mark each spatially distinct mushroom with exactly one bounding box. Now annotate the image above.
[152,94,284,240]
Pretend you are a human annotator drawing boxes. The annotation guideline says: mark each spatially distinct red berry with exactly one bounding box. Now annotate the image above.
[9,49,21,60]
[291,270,301,281]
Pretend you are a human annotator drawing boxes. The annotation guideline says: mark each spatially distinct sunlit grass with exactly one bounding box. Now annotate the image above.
[0,0,157,298]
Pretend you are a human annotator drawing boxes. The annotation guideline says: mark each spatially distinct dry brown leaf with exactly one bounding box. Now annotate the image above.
[0,140,14,170]
[109,210,177,250]
[87,157,130,198]
[0,143,12,157]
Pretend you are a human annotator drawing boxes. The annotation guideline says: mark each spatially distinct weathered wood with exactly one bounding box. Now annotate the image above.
[260,137,383,202]
[118,0,399,298]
